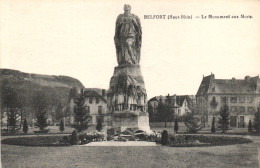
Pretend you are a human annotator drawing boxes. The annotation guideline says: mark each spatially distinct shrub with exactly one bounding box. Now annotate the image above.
[23,118,28,134]
[248,119,253,133]
[60,120,65,132]
[70,130,79,145]
[174,118,179,133]
[96,119,102,132]
[184,113,204,133]
[161,130,169,145]
[211,117,216,133]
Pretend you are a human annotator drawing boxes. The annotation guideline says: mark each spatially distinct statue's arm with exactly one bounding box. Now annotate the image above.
[133,15,142,49]
[114,15,121,47]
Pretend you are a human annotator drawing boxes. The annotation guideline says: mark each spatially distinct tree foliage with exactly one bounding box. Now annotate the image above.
[35,113,48,132]
[2,88,22,132]
[218,105,230,133]
[32,91,49,132]
[72,89,90,132]
[56,103,64,122]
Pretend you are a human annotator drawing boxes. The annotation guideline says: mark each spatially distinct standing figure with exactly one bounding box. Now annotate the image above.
[137,86,145,111]
[114,4,142,65]
[127,84,137,110]
[117,88,125,111]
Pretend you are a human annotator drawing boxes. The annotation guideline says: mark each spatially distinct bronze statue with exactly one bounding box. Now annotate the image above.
[114,4,142,65]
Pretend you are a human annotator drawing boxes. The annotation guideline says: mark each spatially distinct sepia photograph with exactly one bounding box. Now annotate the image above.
[1,0,260,167]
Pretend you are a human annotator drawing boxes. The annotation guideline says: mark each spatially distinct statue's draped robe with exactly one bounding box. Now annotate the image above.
[114,14,142,65]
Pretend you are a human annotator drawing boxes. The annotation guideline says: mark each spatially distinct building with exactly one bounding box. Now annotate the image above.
[148,95,193,121]
[68,88,107,125]
[196,73,260,128]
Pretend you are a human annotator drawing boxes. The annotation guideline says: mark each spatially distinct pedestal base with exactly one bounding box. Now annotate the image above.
[106,110,152,133]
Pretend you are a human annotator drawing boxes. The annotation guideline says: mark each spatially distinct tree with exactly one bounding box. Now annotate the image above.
[56,103,64,122]
[72,89,90,132]
[96,119,102,132]
[148,103,154,122]
[174,118,179,133]
[248,119,253,133]
[32,91,49,132]
[159,94,174,128]
[2,88,22,132]
[218,105,230,133]
[23,118,28,133]
[60,119,65,132]
[211,117,216,133]
[253,108,260,133]
[35,113,48,132]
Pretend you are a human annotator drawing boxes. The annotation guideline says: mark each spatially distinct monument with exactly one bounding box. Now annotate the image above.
[106,4,151,132]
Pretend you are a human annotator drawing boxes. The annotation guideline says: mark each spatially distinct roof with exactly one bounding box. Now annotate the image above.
[84,90,107,102]
[175,96,186,106]
[196,74,213,96]
[196,74,260,96]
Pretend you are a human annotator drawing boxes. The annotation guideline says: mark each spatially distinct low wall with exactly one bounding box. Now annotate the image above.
[149,122,185,127]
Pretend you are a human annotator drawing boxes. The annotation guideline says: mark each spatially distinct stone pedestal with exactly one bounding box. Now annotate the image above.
[106,64,151,133]
[106,110,151,133]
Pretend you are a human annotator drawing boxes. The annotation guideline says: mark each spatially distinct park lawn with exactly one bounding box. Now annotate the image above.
[1,140,259,168]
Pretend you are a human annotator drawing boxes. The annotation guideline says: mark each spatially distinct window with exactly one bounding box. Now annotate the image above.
[89,97,92,104]
[98,106,102,114]
[247,97,254,103]
[247,107,255,113]
[239,97,245,103]
[221,97,228,104]
[230,97,237,103]
[178,109,181,114]
[96,97,99,104]
[238,106,245,113]
[212,87,215,92]
[230,106,237,112]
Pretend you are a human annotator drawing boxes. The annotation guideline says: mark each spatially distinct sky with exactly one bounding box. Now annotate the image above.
[1,0,260,99]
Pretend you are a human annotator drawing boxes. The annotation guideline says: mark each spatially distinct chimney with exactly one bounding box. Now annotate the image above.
[231,77,235,82]
[102,89,106,97]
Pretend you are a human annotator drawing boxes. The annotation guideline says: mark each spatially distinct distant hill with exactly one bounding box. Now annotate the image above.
[0,69,85,119]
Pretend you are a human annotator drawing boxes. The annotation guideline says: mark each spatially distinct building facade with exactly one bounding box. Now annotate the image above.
[148,95,192,122]
[196,73,260,128]
[68,88,107,125]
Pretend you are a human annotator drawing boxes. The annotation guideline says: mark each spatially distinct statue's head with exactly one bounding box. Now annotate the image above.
[124,4,131,12]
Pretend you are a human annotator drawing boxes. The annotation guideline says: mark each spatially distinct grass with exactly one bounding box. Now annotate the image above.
[1,140,259,168]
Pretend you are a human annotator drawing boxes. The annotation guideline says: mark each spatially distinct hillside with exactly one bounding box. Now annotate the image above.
[0,69,85,119]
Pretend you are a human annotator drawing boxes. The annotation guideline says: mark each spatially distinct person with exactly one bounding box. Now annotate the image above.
[114,4,142,65]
